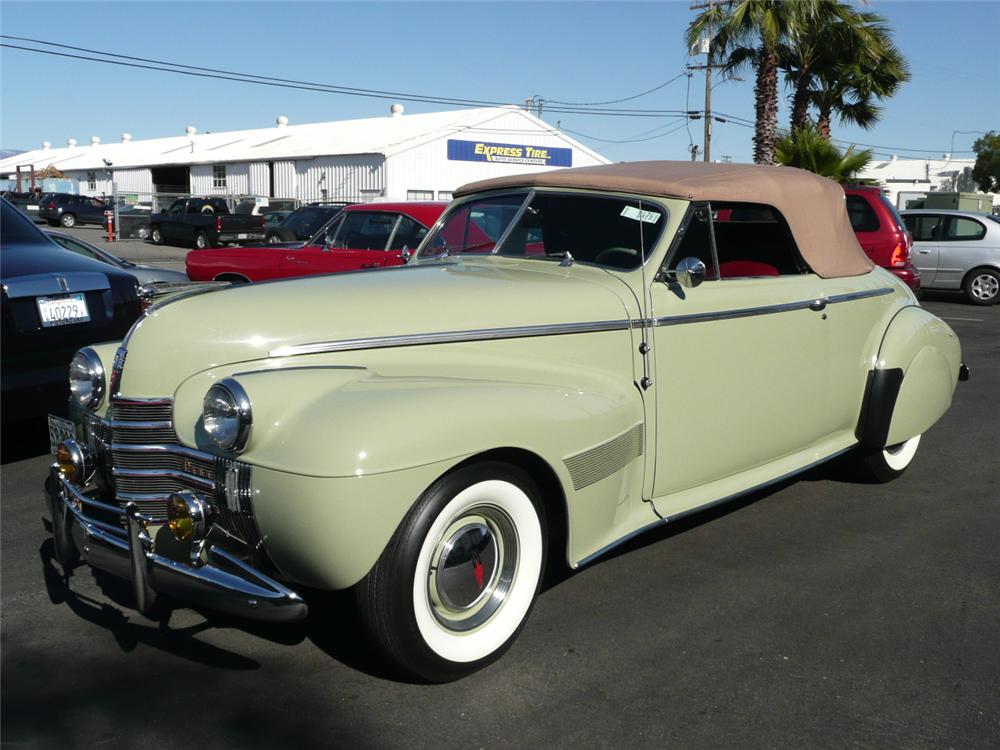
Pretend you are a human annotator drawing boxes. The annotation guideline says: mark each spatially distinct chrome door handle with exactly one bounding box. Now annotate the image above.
[809,299,827,312]
[917,250,931,254]
[285,256,306,263]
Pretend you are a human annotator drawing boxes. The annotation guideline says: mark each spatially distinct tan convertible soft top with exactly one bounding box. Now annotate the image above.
[454,161,874,279]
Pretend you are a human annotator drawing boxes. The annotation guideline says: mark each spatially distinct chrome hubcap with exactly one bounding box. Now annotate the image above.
[971,274,999,301]
[428,505,518,632]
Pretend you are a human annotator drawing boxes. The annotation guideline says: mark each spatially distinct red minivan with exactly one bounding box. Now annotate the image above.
[844,186,920,292]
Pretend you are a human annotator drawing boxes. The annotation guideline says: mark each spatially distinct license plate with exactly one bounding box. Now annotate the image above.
[47,414,77,454]
[27,205,39,211]
[237,233,248,240]
[37,293,90,327]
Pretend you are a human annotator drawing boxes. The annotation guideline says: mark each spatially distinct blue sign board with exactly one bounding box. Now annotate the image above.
[447,139,572,168]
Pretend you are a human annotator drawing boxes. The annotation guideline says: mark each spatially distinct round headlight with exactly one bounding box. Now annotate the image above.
[69,348,105,410]
[202,379,252,452]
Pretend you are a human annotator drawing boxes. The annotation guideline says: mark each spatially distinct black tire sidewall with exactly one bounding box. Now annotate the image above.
[360,461,546,682]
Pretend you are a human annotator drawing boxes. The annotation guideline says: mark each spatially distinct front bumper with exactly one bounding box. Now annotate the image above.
[45,466,308,623]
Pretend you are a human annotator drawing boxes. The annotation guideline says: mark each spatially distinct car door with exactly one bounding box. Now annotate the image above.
[278,211,392,278]
[647,203,832,510]
[936,215,988,289]
[904,213,943,285]
[161,202,185,243]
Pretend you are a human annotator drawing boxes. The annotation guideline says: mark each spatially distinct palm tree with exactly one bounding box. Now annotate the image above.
[810,39,909,138]
[775,124,872,182]
[688,1,819,165]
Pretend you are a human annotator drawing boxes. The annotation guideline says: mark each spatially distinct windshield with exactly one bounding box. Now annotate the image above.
[418,192,666,270]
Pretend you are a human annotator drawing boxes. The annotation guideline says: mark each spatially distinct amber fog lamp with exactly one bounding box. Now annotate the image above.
[55,440,94,484]
[167,493,211,543]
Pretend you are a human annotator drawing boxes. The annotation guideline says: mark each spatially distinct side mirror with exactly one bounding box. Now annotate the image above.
[673,257,707,288]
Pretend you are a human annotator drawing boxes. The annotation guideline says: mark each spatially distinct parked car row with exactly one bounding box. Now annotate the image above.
[39,161,967,683]
[150,197,267,249]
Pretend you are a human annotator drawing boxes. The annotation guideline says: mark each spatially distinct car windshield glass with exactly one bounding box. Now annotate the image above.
[418,194,527,259]
[878,195,908,234]
[287,207,331,235]
[1,199,51,247]
[496,193,666,270]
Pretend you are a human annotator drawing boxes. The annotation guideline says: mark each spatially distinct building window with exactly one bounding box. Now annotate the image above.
[87,171,97,190]
[407,190,434,201]
[213,164,227,189]
[437,191,453,201]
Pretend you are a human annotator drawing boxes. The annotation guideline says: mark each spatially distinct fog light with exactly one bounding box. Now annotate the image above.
[55,440,95,485]
[167,493,212,543]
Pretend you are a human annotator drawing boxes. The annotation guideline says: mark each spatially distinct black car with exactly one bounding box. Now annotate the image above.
[264,204,348,243]
[1,190,47,222]
[37,193,113,228]
[1,198,144,430]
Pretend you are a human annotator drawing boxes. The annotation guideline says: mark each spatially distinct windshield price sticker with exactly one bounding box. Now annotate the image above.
[621,206,661,224]
[37,294,90,327]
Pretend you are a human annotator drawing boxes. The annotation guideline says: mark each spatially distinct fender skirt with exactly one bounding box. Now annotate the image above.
[855,368,904,448]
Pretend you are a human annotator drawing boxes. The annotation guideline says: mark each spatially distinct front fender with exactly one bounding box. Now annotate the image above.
[859,305,961,448]
[173,364,642,479]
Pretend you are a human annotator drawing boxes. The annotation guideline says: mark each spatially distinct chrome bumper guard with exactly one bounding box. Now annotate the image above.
[46,467,308,624]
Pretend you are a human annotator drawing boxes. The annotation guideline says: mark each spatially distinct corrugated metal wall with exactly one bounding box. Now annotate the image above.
[248,162,270,196]
[294,154,385,202]
[111,168,154,194]
[273,161,296,198]
[190,162,251,195]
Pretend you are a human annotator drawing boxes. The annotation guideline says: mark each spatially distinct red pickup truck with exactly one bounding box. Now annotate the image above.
[186,202,447,282]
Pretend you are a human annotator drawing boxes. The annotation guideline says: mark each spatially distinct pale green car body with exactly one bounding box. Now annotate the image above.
[75,189,961,593]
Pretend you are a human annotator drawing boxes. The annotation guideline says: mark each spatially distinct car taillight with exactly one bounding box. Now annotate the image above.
[215,216,222,233]
[890,242,908,268]
[260,218,266,229]
[46,202,56,209]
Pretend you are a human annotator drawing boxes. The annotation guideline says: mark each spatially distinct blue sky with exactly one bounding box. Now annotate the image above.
[1,1,997,163]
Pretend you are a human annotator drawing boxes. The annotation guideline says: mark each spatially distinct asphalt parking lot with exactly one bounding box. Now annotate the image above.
[38,222,190,275]
[1,298,998,749]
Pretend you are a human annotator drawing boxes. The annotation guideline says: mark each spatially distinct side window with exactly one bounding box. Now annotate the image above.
[943,216,986,241]
[168,202,184,216]
[903,214,940,242]
[667,202,806,279]
[420,194,526,258]
[54,236,98,259]
[389,215,428,250]
[846,195,880,232]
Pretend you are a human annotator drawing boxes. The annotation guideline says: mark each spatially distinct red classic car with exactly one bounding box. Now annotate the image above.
[185,202,448,283]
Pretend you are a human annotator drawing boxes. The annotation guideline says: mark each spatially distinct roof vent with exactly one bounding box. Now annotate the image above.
[42,141,51,151]
[121,133,132,143]
[90,136,101,146]
[390,103,404,117]
[890,154,897,161]
[276,115,288,128]
[186,125,197,137]
[67,138,77,148]
[942,152,950,160]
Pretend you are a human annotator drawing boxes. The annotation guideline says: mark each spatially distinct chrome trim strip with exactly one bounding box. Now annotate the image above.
[653,287,895,327]
[112,443,215,460]
[269,319,632,358]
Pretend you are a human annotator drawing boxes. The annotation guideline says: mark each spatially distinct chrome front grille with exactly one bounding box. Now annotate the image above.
[89,397,261,550]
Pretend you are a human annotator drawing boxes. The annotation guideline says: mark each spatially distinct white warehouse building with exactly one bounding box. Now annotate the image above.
[0,105,609,204]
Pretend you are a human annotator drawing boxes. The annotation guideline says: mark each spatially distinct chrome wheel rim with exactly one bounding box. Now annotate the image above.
[427,505,518,633]
[971,274,999,301]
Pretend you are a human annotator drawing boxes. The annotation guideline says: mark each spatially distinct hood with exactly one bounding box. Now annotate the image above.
[119,258,634,396]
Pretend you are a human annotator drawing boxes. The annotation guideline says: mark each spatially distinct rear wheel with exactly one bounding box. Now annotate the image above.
[194,231,210,250]
[60,213,76,228]
[852,434,922,483]
[356,462,546,682]
[150,227,163,245]
[135,225,150,240]
[214,273,250,285]
[962,267,1000,305]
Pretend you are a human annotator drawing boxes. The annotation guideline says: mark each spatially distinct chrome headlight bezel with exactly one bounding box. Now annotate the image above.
[68,347,105,410]
[202,378,252,453]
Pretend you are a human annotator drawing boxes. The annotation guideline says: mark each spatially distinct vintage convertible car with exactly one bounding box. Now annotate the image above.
[45,162,966,682]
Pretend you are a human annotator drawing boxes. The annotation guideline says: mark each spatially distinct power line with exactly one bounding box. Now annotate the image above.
[0,37,699,119]
[541,72,689,106]
[561,120,692,144]
[831,137,974,155]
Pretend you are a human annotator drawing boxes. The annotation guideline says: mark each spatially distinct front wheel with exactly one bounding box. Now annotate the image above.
[852,434,922,483]
[150,227,163,245]
[356,462,546,682]
[963,267,1000,305]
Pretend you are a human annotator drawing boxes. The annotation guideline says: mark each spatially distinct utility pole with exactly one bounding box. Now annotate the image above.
[690,1,730,162]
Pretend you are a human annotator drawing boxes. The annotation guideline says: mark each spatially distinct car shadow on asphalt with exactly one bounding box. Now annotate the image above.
[36,531,400,680]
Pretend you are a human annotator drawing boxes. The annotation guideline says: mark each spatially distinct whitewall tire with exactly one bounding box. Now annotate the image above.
[356,462,546,682]
[854,433,922,483]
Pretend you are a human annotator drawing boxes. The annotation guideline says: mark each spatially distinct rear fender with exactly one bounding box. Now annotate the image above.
[857,306,961,448]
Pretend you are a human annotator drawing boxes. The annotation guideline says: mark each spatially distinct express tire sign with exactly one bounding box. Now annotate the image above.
[447,139,572,167]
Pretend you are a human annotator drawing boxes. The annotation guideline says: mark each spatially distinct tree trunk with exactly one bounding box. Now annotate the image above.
[753,49,780,164]
[790,72,812,132]
[817,103,833,139]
